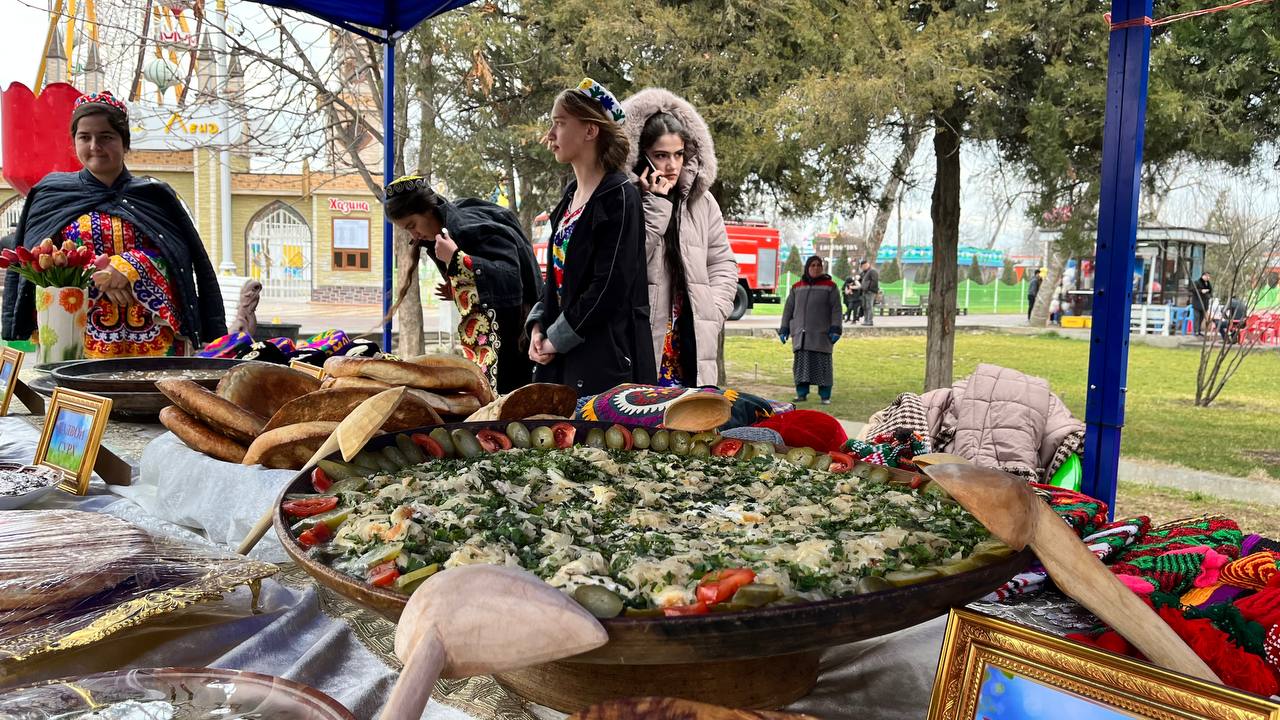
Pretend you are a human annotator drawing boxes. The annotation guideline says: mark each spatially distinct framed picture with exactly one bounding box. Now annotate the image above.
[34,388,113,495]
[289,359,325,380]
[0,347,22,416]
[929,609,1280,720]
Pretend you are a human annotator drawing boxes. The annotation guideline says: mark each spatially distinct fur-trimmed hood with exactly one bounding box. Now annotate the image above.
[621,88,717,202]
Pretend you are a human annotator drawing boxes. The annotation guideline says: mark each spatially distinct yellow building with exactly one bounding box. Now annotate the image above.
[1,150,387,304]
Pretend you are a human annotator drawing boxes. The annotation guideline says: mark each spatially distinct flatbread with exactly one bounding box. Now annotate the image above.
[440,392,483,418]
[0,510,151,611]
[324,356,481,395]
[406,353,495,404]
[215,363,322,419]
[264,387,444,433]
[160,405,248,463]
[497,383,578,421]
[242,421,340,470]
[329,376,393,392]
[155,379,265,444]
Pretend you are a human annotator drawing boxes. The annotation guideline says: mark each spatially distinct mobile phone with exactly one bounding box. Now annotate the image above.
[634,153,659,179]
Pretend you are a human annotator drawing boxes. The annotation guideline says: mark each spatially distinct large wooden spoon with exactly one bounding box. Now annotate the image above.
[380,564,608,720]
[236,386,408,555]
[922,463,1219,683]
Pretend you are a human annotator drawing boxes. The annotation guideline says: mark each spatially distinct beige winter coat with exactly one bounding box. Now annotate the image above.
[621,88,739,386]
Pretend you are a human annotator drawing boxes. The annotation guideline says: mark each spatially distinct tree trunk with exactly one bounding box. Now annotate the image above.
[865,124,921,264]
[1030,244,1066,327]
[924,109,962,392]
[394,36,424,356]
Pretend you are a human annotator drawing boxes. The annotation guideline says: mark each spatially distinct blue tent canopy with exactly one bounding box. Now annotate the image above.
[242,0,476,40]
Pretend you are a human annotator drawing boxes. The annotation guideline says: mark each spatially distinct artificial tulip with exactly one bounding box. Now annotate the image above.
[37,253,53,270]
[51,251,68,267]
[94,254,111,270]
[0,248,16,264]
[61,239,76,253]
[15,246,32,263]
[0,256,9,270]
[38,238,55,252]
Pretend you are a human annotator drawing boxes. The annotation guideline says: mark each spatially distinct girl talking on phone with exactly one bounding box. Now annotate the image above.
[525,79,656,395]
[383,176,543,393]
[621,88,738,387]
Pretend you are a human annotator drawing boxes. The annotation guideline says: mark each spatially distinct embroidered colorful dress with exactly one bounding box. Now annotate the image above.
[550,205,585,300]
[657,294,687,387]
[61,212,185,357]
[446,250,501,389]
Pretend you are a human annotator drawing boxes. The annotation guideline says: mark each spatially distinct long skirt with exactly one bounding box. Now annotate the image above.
[793,349,833,386]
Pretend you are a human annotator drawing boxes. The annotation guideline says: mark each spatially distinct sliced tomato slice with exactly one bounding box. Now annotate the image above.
[369,560,400,587]
[551,422,576,449]
[283,495,339,518]
[711,439,744,457]
[696,568,757,605]
[310,466,333,493]
[826,451,855,473]
[476,429,513,452]
[662,601,710,617]
[609,424,634,451]
[410,433,446,458]
[297,521,334,547]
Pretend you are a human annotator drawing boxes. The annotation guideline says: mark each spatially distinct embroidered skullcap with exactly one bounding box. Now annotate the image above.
[75,90,128,117]
[577,78,625,123]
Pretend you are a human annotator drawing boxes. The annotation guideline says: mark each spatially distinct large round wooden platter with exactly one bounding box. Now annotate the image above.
[50,357,246,393]
[276,420,1031,711]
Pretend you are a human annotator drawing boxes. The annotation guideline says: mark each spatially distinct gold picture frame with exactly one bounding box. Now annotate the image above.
[289,359,325,380]
[34,388,113,495]
[929,609,1280,720]
[0,347,22,416]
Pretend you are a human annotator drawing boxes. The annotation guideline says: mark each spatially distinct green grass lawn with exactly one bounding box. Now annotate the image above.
[724,332,1280,481]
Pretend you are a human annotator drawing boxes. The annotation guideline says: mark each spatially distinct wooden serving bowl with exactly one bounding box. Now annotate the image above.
[275,420,1031,711]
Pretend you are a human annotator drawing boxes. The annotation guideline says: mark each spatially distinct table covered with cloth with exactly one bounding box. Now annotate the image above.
[0,413,1103,720]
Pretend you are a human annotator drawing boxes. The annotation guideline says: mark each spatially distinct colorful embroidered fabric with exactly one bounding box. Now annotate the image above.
[550,205,584,300]
[63,212,184,357]
[298,330,350,355]
[657,294,686,387]
[197,332,252,358]
[577,384,776,430]
[577,78,626,123]
[448,250,499,392]
[843,429,928,469]
[1029,482,1109,536]
[1219,551,1280,590]
[75,90,128,114]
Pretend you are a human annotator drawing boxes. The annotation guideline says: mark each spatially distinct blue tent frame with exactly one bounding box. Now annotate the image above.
[238,0,1151,516]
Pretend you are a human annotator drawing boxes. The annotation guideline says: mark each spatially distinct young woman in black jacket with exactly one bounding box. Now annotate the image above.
[526,79,656,396]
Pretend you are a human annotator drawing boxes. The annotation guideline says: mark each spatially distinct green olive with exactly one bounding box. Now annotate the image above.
[623,607,665,618]
[531,425,556,450]
[450,429,483,458]
[866,465,892,484]
[586,428,607,448]
[851,463,873,479]
[395,434,427,465]
[573,585,625,619]
[506,422,532,449]
[884,568,942,587]
[357,450,397,472]
[350,452,381,472]
[670,431,692,455]
[751,442,776,458]
[428,427,456,457]
[690,441,711,458]
[730,583,782,607]
[605,426,627,450]
[691,432,719,445]
[650,429,671,453]
[934,558,982,576]
[632,427,651,449]
[316,459,359,481]
[785,447,816,468]
[971,539,1015,557]
[854,575,895,594]
[382,444,411,469]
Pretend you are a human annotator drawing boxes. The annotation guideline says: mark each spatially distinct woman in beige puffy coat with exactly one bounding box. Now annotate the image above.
[621,88,739,387]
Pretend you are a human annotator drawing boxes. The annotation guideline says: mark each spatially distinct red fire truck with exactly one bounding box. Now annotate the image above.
[530,215,780,320]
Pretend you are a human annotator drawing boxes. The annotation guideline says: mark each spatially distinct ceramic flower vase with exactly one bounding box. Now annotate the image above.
[35,286,87,364]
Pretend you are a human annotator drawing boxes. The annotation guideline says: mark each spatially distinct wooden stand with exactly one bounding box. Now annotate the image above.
[11,378,45,415]
[495,651,822,713]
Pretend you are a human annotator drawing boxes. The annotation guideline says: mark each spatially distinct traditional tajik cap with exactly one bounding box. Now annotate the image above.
[577,78,625,123]
[74,90,128,116]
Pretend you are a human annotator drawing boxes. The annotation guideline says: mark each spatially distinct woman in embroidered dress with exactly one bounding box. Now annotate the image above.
[779,256,842,405]
[620,89,738,388]
[525,79,655,396]
[1,92,225,354]
[383,176,542,394]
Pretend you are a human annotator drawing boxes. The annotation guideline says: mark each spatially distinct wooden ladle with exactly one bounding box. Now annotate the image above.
[380,564,609,720]
[922,463,1220,683]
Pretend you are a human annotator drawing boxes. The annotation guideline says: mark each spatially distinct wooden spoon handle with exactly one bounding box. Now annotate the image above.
[380,633,446,720]
[1030,502,1220,683]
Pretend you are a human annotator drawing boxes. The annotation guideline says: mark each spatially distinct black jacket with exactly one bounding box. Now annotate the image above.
[527,173,656,396]
[2,169,226,344]
[435,198,542,310]
[1191,277,1213,311]
[860,267,880,295]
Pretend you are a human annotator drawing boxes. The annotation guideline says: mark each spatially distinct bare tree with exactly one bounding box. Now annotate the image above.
[863,122,922,263]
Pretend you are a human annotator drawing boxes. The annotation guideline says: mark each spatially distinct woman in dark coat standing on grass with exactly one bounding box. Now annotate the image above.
[779,256,842,404]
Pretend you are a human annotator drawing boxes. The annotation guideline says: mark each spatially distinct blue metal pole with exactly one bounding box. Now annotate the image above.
[382,37,396,353]
[1082,0,1154,515]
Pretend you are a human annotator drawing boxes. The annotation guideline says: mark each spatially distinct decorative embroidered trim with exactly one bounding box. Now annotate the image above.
[577,77,625,123]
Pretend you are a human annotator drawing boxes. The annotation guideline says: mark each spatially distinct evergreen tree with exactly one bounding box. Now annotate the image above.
[1001,258,1017,285]
[880,260,902,284]
[967,255,985,283]
[782,246,805,278]
[833,256,852,281]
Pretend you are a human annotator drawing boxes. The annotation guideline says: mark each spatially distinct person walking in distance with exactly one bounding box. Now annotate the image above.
[842,270,861,324]
[858,259,879,326]
[779,256,841,405]
[1027,268,1044,322]
[1191,271,1212,336]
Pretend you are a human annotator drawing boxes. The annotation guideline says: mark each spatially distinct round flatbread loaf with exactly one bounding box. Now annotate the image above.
[497,383,579,421]
[0,510,151,611]
[160,405,248,463]
[406,353,495,404]
[329,376,393,392]
[156,379,265,444]
[242,421,340,470]
[215,363,322,419]
[440,392,483,418]
[324,356,481,395]
[264,387,444,433]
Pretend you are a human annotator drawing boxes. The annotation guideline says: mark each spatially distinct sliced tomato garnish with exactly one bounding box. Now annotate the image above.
[551,422,576,449]
[369,560,400,587]
[283,495,339,518]
[609,424,634,450]
[310,466,333,493]
[711,439,743,457]
[476,429,513,452]
[297,521,334,547]
[663,601,710,617]
[696,568,757,605]
[826,451,854,473]
[910,476,927,490]
[411,433,445,458]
